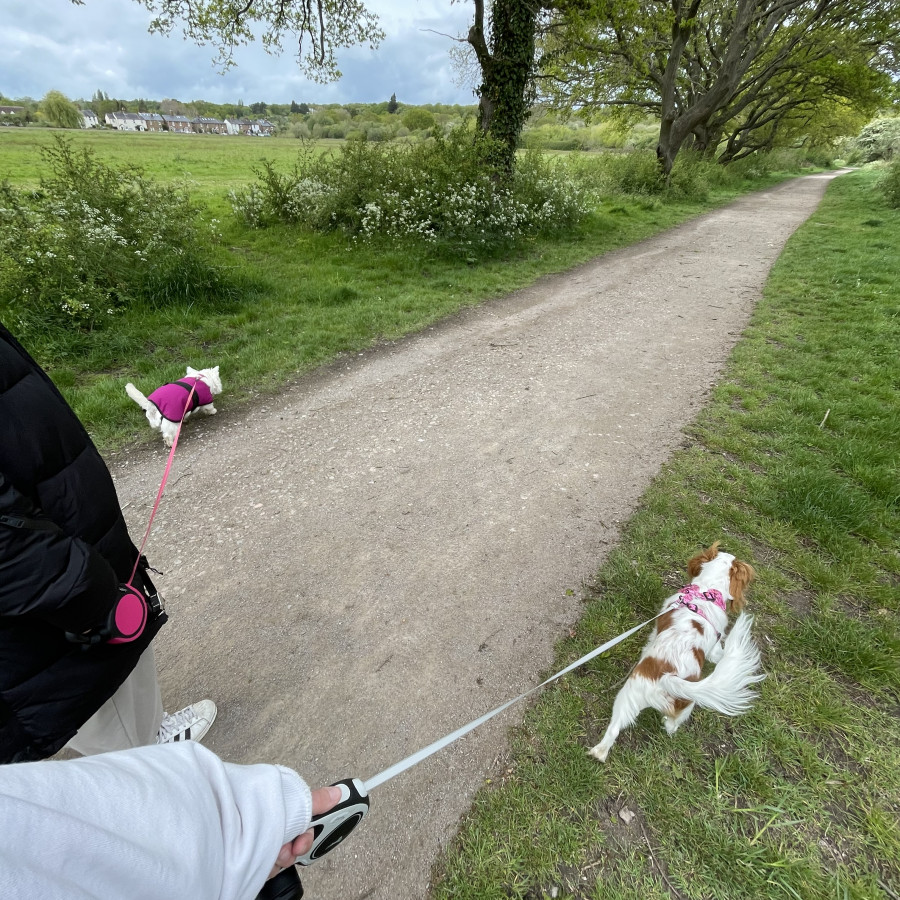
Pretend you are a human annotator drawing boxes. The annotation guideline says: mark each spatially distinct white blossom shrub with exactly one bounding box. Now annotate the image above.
[229,130,596,252]
[0,137,231,335]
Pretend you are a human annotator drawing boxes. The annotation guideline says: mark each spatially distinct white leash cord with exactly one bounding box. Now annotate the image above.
[363,611,662,791]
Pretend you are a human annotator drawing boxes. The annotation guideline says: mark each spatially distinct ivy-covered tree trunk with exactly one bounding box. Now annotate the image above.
[468,0,541,176]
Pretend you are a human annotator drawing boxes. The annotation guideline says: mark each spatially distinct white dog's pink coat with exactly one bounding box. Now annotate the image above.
[125,366,222,447]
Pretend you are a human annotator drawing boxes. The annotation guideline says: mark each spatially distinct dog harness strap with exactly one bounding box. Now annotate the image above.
[173,381,201,414]
[669,584,725,640]
[679,583,726,611]
[177,378,214,408]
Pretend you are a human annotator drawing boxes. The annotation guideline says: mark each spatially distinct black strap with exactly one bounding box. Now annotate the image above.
[0,513,62,533]
[174,380,200,412]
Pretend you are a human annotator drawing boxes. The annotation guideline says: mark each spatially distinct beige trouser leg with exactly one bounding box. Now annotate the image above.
[66,645,164,755]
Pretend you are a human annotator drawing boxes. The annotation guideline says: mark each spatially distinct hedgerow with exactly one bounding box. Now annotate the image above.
[229,129,594,252]
[0,137,232,337]
[880,157,900,207]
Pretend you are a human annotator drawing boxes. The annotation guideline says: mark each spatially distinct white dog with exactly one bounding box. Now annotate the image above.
[125,366,221,447]
[589,542,764,762]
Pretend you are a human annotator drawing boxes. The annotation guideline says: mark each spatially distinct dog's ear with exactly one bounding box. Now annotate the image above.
[687,541,721,579]
[186,366,198,377]
[729,560,755,613]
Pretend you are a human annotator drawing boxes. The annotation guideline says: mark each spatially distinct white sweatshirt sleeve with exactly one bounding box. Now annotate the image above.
[0,741,313,900]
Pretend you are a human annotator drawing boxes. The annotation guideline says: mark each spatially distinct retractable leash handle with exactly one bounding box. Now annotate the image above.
[64,582,165,648]
[257,779,370,900]
[298,778,370,864]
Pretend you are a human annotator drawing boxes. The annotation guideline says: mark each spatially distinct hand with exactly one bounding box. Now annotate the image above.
[268,785,342,879]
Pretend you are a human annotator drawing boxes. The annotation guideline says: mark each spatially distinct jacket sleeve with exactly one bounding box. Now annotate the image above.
[0,742,313,900]
[0,471,120,632]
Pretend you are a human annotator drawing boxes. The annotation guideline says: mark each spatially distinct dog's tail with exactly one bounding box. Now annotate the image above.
[125,382,153,412]
[659,613,765,716]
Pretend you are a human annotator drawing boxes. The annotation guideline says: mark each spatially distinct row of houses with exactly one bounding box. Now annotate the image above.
[86,110,275,136]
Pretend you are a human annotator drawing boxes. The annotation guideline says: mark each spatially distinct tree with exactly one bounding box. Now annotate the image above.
[40,90,82,129]
[402,108,436,131]
[250,101,268,114]
[855,116,900,160]
[465,0,553,174]
[124,0,384,79]
[543,0,900,176]
[387,92,399,113]
[712,36,888,163]
[160,98,189,115]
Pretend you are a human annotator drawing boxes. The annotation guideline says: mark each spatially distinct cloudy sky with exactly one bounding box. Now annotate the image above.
[4,0,477,106]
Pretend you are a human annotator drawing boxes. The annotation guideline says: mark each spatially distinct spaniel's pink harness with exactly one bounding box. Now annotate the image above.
[669,583,726,639]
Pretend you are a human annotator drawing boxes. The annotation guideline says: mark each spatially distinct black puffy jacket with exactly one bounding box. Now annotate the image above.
[0,322,166,762]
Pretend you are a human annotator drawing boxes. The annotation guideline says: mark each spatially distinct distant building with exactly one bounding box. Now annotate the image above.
[105,111,146,131]
[191,116,226,134]
[162,114,192,133]
[224,117,252,135]
[80,109,99,128]
[139,112,165,132]
[249,118,275,136]
[0,106,26,116]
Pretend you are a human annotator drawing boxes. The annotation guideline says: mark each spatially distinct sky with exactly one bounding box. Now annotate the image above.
[2,0,477,107]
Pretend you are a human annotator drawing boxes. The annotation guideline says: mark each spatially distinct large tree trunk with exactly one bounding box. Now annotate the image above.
[656,0,767,177]
[655,2,700,178]
[469,0,540,175]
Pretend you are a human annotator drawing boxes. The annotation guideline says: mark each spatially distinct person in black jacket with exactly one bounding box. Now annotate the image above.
[0,321,216,763]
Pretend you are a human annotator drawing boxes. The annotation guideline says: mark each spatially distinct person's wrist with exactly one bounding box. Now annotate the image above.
[276,766,312,843]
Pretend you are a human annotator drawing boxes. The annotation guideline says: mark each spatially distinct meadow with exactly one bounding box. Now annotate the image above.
[0,127,340,199]
[431,169,900,900]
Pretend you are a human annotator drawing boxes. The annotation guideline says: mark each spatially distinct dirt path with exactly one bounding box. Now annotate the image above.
[110,171,842,899]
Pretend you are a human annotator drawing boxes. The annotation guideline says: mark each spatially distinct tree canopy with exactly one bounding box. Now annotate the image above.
[541,0,900,174]
[40,90,83,129]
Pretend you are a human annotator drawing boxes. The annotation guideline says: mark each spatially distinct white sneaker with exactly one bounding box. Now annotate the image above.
[156,700,217,744]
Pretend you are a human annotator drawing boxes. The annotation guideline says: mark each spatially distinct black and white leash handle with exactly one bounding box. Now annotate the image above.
[257,779,370,900]
[297,778,370,865]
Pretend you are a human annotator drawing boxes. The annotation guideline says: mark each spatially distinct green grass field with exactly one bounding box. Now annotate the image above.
[0,127,341,198]
[430,169,900,900]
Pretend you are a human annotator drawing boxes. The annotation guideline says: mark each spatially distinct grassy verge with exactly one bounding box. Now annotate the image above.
[430,168,900,900]
[0,129,810,450]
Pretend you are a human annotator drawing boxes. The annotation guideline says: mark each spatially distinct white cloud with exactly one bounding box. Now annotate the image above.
[2,0,476,105]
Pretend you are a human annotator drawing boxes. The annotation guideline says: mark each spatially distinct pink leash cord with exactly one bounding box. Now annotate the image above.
[127,380,198,585]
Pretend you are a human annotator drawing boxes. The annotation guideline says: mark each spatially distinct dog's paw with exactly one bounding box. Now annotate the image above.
[588,745,609,763]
